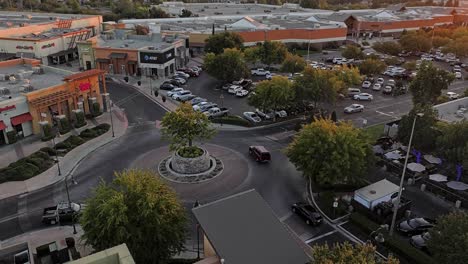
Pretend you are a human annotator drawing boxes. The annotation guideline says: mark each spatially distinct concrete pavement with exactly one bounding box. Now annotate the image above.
[0,108,128,200]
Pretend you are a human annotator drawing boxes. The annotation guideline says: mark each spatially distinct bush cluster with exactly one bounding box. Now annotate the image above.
[75,111,87,128]
[59,118,71,134]
[178,146,204,158]
[80,123,110,139]
[211,115,251,127]
[0,151,53,183]
[41,124,55,141]
[6,131,17,144]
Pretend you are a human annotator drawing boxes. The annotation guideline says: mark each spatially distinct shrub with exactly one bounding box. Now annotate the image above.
[64,135,85,148]
[178,146,204,158]
[6,131,17,144]
[59,118,71,134]
[211,115,251,127]
[92,102,102,117]
[75,111,87,128]
[80,129,98,139]
[55,141,70,150]
[41,124,54,141]
[40,147,57,156]
[350,212,436,264]
[95,123,110,131]
[30,151,49,161]
[362,41,370,46]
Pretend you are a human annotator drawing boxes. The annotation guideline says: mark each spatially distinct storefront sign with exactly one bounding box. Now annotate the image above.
[0,105,15,113]
[41,43,55,49]
[79,82,91,92]
[139,49,175,64]
[16,45,34,50]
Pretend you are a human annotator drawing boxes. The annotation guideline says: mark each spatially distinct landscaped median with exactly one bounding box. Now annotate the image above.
[349,212,437,264]
[0,124,110,184]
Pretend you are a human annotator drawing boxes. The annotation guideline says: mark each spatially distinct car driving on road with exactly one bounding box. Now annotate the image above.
[291,202,323,226]
[344,104,364,113]
[353,93,373,101]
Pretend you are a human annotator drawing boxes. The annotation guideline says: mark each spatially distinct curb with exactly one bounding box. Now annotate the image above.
[0,111,128,201]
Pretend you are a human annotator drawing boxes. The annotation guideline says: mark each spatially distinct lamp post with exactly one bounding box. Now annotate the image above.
[389,113,423,236]
[368,224,388,245]
[64,175,77,235]
[51,132,61,176]
[193,200,201,259]
[109,99,115,138]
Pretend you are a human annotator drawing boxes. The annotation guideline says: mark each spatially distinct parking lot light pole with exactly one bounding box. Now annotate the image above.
[389,113,423,236]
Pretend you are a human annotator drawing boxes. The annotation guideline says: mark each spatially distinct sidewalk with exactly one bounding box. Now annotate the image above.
[0,108,128,200]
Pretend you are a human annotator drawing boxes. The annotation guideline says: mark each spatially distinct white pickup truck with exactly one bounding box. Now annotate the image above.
[251,68,271,76]
[204,107,229,118]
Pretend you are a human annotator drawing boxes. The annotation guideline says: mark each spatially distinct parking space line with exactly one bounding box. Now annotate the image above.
[279,211,293,222]
[304,230,338,244]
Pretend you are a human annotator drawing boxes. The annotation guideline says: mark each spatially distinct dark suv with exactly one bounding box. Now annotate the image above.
[248,146,271,162]
[292,202,323,226]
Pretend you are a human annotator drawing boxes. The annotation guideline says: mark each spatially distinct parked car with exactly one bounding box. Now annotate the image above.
[232,78,244,85]
[167,87,184,97]
[172,77,186,85]
[447,91,459,100]
[275,110,287,118]
[410,232,431,251]
[362,81,372,89]
[236,89,249,97]
[166,79,184,86]
[377,77,385,84]
[190,97,207,105]
[221,83,232,90]
[455,71,462,79]
[251,68,271,76]
[193,102,210,111]
[398,217,436,236]
[240,79,253,89]
[265,72,273,80]
[177,92,196,102]
[172,90,192,101]
[354,93,373,101]
[180,68,199,77]
[175,71,190,78]
[344,104,364,113]
[160,82,177,90]
[204,107,229,118]
[199,103,218,113]
[174,73,188,81]
[255,109,273,120]
[383,86,393,95]
[248,145,271,162]
[228,85,243,94]
[243,112,262,123]
[372,83,382,91]
[291,202,323,226]
[347,88,361,97]
[42,201,85,225]
[387,79,396,87]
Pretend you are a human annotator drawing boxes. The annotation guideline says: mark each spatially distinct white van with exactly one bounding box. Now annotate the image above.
[347,88,361,97]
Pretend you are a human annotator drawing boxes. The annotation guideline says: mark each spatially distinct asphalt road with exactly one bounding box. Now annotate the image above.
[0,81,339,250]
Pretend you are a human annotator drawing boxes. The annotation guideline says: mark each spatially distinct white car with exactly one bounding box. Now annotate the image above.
[455,71,462,79]
[447,92,459,100]
[167,88,184,97]
[372,83,382,91]
[387,79,396,87]
[175,71,190,78]
[232,78,244,85]
[332,57,344,64]
[236,89,249,97]
[255,109,273,120]
[344,104,364,113]
[228,85,243,94]
[193,102,210,111]
[251,68,270,76]
[243,112,262,123]
[172,90,192,101]
[172,77,186,85]
[362,81,372,89]
[275,110,287,118]
[265,72,273,80]
[377,78,385,84]
[353,93,373,101]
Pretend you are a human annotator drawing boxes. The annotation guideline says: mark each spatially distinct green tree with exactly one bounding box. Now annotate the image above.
[359,58,386,76]
[399,31,431,53]
[149,6,170,18]
[204,32,244,55]
[292,67,337,107]
[286,119,372,185]
[436,121,468,166]
[243,46,262,67]
[180,9,192,17]
[204,48,249,83]
[384,57,400,66]
[428,211,468,264]
[409,61,454,105]
[80,169,187,264]
[372,41,402,56]
[432,36,450,48]
[113,0,135,18]
[342,45,363,59]
[444,36,468,58]
[331,65,362,94]
[281,53,307,74]
[397,104,439,152]
[66,0,81,13]
[259,41,288,67]
[161,103,216,150]
[248,76,295,119]
[311,242,399,264]
[300,0,319,8]
[402,61,417,71]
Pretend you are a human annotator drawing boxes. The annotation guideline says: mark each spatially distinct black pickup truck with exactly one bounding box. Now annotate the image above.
[42,202,85,225]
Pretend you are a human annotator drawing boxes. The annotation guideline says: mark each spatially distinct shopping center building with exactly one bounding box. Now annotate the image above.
[0,58,105,145]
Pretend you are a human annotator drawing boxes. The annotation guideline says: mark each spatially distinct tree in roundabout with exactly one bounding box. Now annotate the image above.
[286,118,373,186]
[161,103,217,174]
[80,169,187,263]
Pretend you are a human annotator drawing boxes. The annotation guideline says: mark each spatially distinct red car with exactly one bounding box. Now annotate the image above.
[180,68,199,77]
[248,146,271,162]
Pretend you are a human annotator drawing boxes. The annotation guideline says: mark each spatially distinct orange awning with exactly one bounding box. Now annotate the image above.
[0,121,6,130]
[11,113,32,126]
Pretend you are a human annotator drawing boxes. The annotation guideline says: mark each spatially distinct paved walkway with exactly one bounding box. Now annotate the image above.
[0,108,128,200]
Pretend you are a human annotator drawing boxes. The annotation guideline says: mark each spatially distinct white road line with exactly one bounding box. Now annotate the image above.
[375,110,395,117]
[304,230,338,244]
[279,211,293,222]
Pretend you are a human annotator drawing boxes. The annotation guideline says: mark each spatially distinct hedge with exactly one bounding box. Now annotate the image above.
[6,131,17,144]
[59,118,71,134]
[350,212,436,264]
[41,124,54,141]
[92,102,102,117]
[211,115,251,127]
[75,111,87,128]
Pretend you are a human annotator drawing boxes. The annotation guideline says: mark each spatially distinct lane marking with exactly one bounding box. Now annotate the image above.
[305,230,338,244]
[375,110,395,117]
[279,211,293,222]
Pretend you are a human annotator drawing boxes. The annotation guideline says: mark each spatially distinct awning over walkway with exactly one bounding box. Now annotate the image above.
[48,48,77,57]
[127,60,137,65]
[0,120,6,130]
[108,53,127,59]
[11,113,32,126]
[96,58,110,63]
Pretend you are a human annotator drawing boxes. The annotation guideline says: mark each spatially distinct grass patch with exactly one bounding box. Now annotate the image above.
[363,123,385,143]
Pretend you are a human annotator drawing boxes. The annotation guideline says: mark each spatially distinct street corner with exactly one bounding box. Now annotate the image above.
[127,143,251,203]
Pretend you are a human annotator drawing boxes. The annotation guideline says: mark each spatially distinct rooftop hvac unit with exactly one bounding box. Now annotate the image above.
[148,46,156,50]
[0,74,5,81]
[0,87,10,95]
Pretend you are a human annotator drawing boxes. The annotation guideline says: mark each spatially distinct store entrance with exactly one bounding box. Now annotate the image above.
[0,131,5,145]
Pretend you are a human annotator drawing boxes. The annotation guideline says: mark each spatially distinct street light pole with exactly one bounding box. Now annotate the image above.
[64,176,77,234]
[389,113,423,236]
[109,99,115,138]
[52,134,61,176]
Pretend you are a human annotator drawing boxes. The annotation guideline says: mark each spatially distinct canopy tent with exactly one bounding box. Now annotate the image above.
[424,155,442,165]
[447,181,468,191]
[407,162,426,173]
[429,174,448,182]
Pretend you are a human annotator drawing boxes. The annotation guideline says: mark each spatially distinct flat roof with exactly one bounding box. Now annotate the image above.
[434,97,468,123]
[96,31,184,51]
[192,189,310,264]
[355,179,399,201]
[8,27,89,40]
[0,63,71,101]
[0,11,98,30]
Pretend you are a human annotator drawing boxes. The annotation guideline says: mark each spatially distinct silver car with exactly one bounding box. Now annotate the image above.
[344,104,364,113]
[243,112,262,123]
